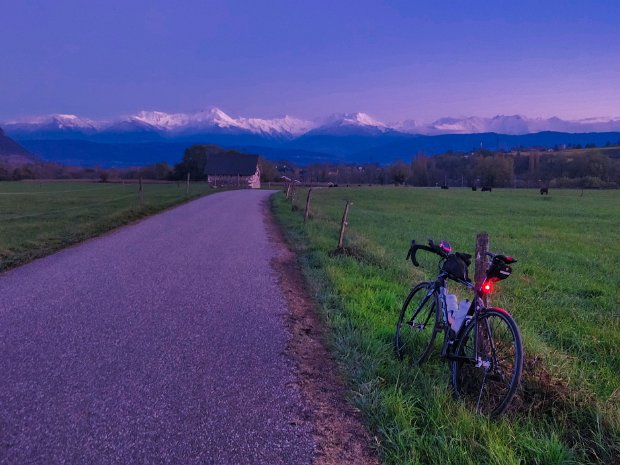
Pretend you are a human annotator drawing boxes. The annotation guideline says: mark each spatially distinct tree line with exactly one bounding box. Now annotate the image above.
[0,145,259,183]
[2,144,620,189]
[265,148,620,189]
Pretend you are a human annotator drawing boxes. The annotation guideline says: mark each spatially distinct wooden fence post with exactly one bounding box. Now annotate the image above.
[186,172,190,195]
[285,183,292,199]
[475,232,489,305]
[337,201,352,249]
[304,188,313,223]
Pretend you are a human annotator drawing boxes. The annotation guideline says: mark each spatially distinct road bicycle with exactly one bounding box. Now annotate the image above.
[394,239,524,418]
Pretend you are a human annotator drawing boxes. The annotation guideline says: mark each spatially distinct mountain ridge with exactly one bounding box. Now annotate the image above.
[5,109,620,139]
[0,127,38,165]
[5,109,620,167]
[14,130,620,168]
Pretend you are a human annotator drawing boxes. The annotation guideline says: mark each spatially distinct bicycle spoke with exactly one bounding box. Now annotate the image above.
[476,369,488,414]
[452,309,523,418]
[395,283,441,366]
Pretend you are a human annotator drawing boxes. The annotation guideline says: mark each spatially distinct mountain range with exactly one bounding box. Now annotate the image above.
[6,109,620,138]
[3,109,620,167]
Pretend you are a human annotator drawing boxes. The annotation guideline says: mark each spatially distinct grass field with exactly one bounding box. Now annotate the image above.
[273,187,620,465]
[0,180,215,272]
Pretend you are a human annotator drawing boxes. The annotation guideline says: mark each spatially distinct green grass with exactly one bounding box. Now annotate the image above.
[0,180,217,271]
[273,186,620,465]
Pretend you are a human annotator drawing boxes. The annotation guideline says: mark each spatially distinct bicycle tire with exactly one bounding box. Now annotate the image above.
[451,307,523,418]
[394,282,441,366]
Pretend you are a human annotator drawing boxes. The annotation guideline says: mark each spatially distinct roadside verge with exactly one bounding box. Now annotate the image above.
[266,197,380,465]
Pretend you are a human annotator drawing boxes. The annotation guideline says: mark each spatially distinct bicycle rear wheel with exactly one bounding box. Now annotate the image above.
[395,282,441,366]
[451,308,523,418]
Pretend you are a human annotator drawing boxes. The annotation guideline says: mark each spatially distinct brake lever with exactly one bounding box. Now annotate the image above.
[406,240,420,267]
[406,240,415,260]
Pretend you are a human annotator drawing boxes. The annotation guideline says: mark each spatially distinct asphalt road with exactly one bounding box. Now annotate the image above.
[0,190,314,465]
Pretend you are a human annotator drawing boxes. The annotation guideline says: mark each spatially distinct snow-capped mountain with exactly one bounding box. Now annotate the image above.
[6,108,620,168]
[130,110,190,130]
[303,112,392,137]
[403,115,535,135]
[409,114,620,135]
[4,109,620,142]
[390,115,544,135]
[321,112,387,129]
[285,112,406,157]
[129,108,316,137]
[237,115,317,137]
[4,114,100,135]
[2,108,316,139]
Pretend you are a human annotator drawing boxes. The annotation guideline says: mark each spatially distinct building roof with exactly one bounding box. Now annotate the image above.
[204,152,259,176]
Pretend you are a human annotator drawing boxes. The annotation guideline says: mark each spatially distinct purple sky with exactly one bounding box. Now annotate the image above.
[2,0,620,122]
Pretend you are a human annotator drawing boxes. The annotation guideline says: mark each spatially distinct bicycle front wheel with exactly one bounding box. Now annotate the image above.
[395,282,440,366]
[451,308,523,418]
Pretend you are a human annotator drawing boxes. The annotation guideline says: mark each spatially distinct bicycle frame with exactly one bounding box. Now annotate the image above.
[397,239,523,418]
[428,273,485,365]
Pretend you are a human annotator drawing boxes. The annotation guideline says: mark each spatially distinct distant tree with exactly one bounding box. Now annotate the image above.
[0,164,10,181]
[173,145,212,181]
[474,154,514,187]
[258,157,279,182]
[12,165,35,180]
[362,164,382,184]
[140,162,173,180]
[173,145,250,181]
[389,160,409,185]
[411,154,430,186]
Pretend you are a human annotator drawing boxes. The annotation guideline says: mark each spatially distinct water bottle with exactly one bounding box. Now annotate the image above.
[446,293,458,328]
[451,299,470,333]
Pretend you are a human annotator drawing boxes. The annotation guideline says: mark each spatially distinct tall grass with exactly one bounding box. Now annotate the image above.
[0,181,216,271]
[273,186,620,465]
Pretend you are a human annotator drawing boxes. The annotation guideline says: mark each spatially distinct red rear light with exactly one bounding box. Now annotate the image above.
[482,281,493,294]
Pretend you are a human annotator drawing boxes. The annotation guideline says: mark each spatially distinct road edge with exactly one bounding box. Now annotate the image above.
[264,196,380,465]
